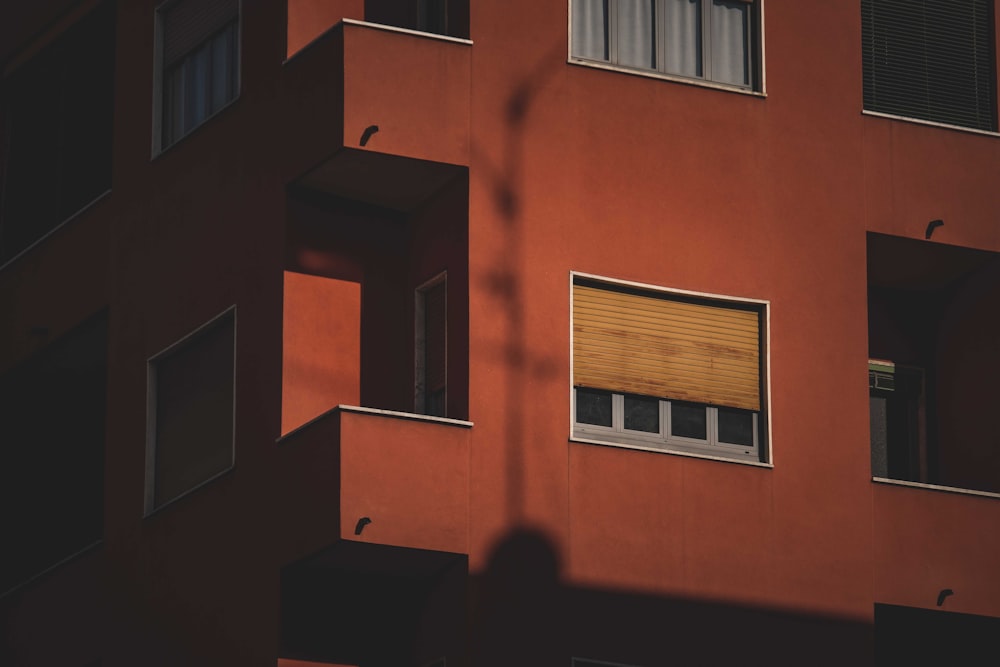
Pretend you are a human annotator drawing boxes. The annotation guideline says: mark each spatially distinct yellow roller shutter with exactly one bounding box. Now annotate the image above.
[573,283,761,411]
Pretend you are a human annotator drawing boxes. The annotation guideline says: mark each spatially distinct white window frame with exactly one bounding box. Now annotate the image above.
[144,305,237,515]
[574,391,759,461]
[567,0,766,94]
[151,0,242,156]
[569,271,772,466]
[415,271,448,417]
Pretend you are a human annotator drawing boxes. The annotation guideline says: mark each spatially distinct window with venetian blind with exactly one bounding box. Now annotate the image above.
[156,0,239,151]
[572,276,767,462]
[861,0,997,132]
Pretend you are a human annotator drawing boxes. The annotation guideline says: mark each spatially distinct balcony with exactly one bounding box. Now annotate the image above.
[281,18,470,210]
[279,405,471,556]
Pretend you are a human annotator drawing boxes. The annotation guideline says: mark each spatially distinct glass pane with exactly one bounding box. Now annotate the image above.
[711,0,749,85]
[572,0,609,60]
[576,388,612,427]
[210,27,234,113]
[717,407,754,446]
[184,45,210,132]
[663,0,702,77]
[617,0,655,69]
[624,394,659,432]
[163,64,184,146]
[671,401,706,440]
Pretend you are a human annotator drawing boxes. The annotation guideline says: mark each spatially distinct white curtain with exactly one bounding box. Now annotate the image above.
[572,0,608,60]
[663,0,702,77]
[617,0,655,69]
[711,0,749,85]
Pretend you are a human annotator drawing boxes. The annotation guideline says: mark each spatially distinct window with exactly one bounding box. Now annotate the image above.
[416,274,447,417]
[146,308,235,512]
[869,360,927,482]
[0,2,115,263]
[861,0,997,132]
[867,233,1000,493]
[156,0,239,151]
[570,0,761,90]
[572,276,767,462]
[0,313,106,593]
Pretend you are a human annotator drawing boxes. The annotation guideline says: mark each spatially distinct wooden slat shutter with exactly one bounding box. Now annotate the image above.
[574,283,761,411]
[162,0,238,66]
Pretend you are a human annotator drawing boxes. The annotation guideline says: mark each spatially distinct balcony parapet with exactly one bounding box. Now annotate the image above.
[278,405,471,557]
[281,19,471,207]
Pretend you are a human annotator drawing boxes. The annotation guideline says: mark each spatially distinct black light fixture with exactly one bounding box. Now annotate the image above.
[354,516,372,535]
[925,219,944,239]
[937,588,954,606]
[360,125,379,146]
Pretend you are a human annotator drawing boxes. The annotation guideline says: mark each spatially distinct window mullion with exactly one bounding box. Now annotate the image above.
[613,392,625,432]
[701,0,712,82]
[708,406,718,446]
[608,0,618,65]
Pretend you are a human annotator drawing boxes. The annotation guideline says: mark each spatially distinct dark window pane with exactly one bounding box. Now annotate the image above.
[671,401,706,439]
[624,394,659,432]
[717,407,754,446]
[576,388,612,427]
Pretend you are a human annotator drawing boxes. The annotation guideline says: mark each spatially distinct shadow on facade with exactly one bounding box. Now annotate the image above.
[280,528,879,667]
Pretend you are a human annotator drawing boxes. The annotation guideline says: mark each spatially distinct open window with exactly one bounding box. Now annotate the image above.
[867,233,1000,493]
[572,275,768,463]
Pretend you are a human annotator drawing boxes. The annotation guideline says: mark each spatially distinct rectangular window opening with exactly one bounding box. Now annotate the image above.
[572,275,767,463]
[570,0,762,91]
[146,308,236,513]
[156,0,240,152]
[861,0,997,132]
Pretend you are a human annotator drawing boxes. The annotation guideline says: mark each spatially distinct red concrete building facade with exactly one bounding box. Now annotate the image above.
[2,1,1000,665]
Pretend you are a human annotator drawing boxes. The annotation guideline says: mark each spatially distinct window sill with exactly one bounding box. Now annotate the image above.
[861,110,1000,138]
[570,435,772,468]
[152,93,242,160]
[0,539,103,601]
[872,477,1000,500]
[568,57,766,98]
[0,188,112,273]
[143,464,236,518]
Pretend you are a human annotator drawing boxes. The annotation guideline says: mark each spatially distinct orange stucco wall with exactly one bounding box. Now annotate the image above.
[2,0,1000,664]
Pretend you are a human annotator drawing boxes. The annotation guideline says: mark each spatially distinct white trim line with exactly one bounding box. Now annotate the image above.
[571,270,771,307]
[276,403,474,444]
[338,404,473,427]
[571,436,774,468]
[0,189,111,272]
[873,477,1000,500]
[861,110,1000,138]
[341,18,473,45]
